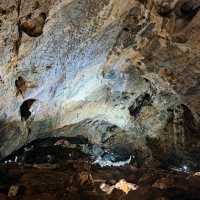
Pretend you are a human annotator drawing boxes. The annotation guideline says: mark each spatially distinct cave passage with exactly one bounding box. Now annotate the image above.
[20,99,36,121]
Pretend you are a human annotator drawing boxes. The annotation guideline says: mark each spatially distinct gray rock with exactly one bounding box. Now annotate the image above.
[0,0,199,166]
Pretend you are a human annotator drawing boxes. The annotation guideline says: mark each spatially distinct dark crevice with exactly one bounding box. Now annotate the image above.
[175,0,200,22]
[13,0,22,57]
[180,1,200,18]
[157,9,172,17]
[181,104,200,135]
[13,25,22,56]
[17,0,21,16]
[0,7,7,15]
[106,125,118,132]
[20,99,36,121]
[15,76,26,97]
[129,93,152,118]
[123,27,130,32]
[25,13,32,20]
[20,12,47,37]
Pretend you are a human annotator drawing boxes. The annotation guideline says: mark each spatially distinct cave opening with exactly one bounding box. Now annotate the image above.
[20,99,36,121]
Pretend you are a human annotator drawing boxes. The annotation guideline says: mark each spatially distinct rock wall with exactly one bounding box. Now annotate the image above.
[0,0,200,165]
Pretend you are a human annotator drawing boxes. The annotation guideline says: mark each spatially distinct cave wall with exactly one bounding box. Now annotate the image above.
[0,0,200,163]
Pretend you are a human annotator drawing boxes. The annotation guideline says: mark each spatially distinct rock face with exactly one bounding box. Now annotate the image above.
[0,0,200,165]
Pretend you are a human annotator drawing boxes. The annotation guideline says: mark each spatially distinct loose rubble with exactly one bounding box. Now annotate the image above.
[8,185,19,197]
[0,137,199,200]
[100,179,138,194]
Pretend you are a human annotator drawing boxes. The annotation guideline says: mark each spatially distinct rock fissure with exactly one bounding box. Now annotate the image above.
[14,0,22,57]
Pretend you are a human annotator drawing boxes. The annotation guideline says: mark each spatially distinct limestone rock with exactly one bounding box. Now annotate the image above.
[0,0,199,166]
[100,179,138,194]
[8,185,19,197]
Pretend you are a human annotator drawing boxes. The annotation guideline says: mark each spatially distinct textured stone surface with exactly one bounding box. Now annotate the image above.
[1,156,200,200]
[0,0,200,165]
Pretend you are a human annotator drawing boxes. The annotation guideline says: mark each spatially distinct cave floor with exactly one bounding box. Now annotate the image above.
[0,137,200,200]
[1,158,200,200]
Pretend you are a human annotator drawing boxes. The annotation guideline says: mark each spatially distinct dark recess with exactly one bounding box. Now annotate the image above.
[15,76,26,96]
[123,27,130,32]
[20,12,47,37]
[0,7,6,15]
[20,99,36,121]
[129,93,152,118]
[180,1,200,18]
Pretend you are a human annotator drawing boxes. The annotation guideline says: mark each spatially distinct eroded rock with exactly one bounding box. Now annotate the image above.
[20,13,47,37]
[0,0,199,167]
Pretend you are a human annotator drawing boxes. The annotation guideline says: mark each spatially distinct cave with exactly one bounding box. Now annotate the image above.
[0,0,200,199]
[20,99,36,121]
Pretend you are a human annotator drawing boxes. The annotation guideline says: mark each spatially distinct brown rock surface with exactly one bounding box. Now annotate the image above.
[0,159,200,200]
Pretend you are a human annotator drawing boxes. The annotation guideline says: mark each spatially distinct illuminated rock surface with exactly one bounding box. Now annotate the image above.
[0,0,200,168]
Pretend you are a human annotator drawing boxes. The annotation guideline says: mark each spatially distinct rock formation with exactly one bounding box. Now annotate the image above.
[0,0,200,167]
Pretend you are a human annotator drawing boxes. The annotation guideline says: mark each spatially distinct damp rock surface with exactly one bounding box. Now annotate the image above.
[0,0,200,167]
